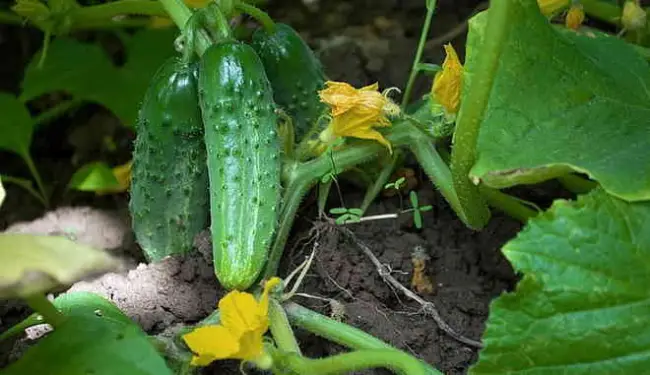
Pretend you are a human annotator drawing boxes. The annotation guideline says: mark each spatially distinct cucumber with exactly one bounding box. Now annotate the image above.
[199,41,281,290]
[251,23,327,142]
[129,57,209,261]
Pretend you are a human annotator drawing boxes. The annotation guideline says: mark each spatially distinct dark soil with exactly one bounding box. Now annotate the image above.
[0,0,529,374]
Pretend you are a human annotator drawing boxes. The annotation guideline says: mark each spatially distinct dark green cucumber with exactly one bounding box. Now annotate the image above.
[199,41,281,290]
[251,23,327,142]
[129,57,209,261]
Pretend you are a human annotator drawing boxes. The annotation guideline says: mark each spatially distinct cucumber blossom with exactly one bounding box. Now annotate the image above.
[199,41,281,290]
[251,23,327,142]
[129,58,209,261]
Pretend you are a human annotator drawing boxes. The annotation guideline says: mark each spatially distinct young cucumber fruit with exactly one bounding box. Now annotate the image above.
[130,57,209,261]
[251,23,327,142]
[199,41,281,290]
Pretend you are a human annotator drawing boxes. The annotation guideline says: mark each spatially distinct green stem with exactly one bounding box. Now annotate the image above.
[277,349,431,375]
[401,0,437,108]
[580,0,621,25]
[359,151,401,215]
[317,179,333,216]
[234,2,275,33]
[69,0,168,20]
[557,174,597,195]
[409,139,464,222]
[22,153,49,207]
[33,98,83,128]
[157,0,211,55]
[269,300,302,355]
[450,0,514,230]
[205,3,233,39]
[263,178,313,279]
[24,294,66,328]
[0,312,42,342]
[479,186,537,223]
[0,10,22,24]
[1,175,47,206]
[283,302,441,375]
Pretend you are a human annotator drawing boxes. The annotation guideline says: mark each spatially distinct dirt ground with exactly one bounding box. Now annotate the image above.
[0,0,531,374]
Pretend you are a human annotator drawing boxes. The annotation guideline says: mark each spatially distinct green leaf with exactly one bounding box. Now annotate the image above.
[1,292,172,375]
[0,233,119,298]
[68,161,120,192]
[335,214,352,225]
[416,62,441,75]
[348,208,364,216]
[465,2,650,201]
[419,205,433,212]
[409,191,419,208]
[329,207,349,215]
[0,92,34,157]
[413,209,423,229]
[471,189,650,374]
[21,29,177,127]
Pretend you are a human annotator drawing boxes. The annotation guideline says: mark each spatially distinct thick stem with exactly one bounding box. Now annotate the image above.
[268,300,302,355]
[409,139,464,223]
[234,2,275,33]
[22,153,49,207]
[69,0,167,20]
[24,294,66,328]
[449,0,514,229]
[580,0,621,25]
[401,0,437,108]
[557,174,597,195]
[278,349,432,375]
[283,302,441,375]
[479,186,537,223]
[263,178,313,279]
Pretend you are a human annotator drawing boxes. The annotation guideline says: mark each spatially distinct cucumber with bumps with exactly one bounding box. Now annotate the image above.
[251,23,327,142]
[129,57,209,261]
[199,41,281,290]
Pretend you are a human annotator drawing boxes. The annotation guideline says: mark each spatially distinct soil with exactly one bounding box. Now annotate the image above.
[0,0,532,374]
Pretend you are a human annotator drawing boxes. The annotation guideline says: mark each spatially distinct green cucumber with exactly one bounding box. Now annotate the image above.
[251,23,327,142]
[129,57,209,261]
[199,41,281,290]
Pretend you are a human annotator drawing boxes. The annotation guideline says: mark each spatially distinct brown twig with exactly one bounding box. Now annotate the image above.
[337,227,484,349]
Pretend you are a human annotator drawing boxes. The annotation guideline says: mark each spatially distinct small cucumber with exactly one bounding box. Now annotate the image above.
[251,23,327,142]
[199,41,281,290]
[129,57,209,261]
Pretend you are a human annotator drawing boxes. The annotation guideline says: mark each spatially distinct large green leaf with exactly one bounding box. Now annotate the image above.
[1,292,173,375]
[0,92,33,157]
[471,189,650,374]
[465,1,650,201]
[0,234,119,298]
[21,29,177,127]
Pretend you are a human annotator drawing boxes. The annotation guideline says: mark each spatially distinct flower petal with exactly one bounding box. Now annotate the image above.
[220,291,263,336]
[182,325,240,365]
[231,330,265,361]
[343,126,392,154]
[431,44,463,114]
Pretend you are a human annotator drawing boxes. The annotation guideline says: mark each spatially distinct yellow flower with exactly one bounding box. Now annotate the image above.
[95,160,132,196]
[537,0,570,17]
[317,81,399,153]
[431,44,463,115]
[565,4,585,30]
[182,277,282,367]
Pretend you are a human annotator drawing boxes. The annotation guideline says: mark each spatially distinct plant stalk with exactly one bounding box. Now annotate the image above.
[283,302,441,375]
[268,300,302,355]
[33,98,83,128]
[401,0,437,108]
[157,0,211,54]
[277,349,431,375]
[22,153,49,207]
[24,294,66,328]
[479,186,537,223]
[235,2,275,33]
[449,0,514,229]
